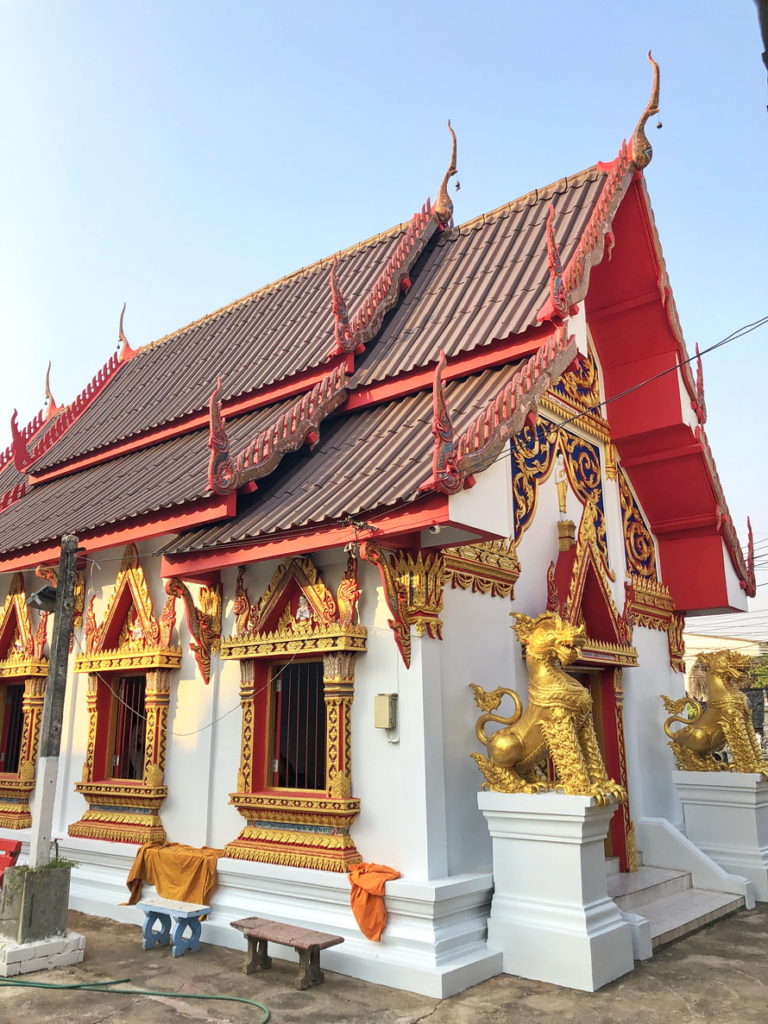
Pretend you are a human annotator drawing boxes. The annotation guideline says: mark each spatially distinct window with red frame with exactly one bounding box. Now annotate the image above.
[271,661,325,790]
[0,683,23,775]
[109,675,146,781]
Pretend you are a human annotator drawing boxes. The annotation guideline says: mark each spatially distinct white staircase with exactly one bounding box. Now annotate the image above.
[607,863,744,950]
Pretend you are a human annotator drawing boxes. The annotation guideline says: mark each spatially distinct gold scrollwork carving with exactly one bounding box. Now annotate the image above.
[617,469,658,580]
[443,539,520,598]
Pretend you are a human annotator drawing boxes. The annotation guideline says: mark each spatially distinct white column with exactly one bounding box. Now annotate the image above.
[478,791,634,992]
[675,770,768,901]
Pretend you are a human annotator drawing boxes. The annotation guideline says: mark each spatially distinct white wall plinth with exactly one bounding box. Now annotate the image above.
[675,771,768,901]
[478,791,634,992]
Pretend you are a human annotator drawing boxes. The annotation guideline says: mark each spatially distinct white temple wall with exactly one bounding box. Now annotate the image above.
[622,627,685,829]
[439,582,518,876]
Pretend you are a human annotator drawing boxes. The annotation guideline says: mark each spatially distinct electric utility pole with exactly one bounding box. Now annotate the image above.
[29,534,79,868]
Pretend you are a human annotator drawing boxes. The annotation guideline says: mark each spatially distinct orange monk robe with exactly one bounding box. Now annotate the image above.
[125,842,223,906]
[347,862,401,942]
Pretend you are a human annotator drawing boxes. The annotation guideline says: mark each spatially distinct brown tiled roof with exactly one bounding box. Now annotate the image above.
[0,404,283,555]
[351,169,605,387]
[161,365,520,555]
[29,167,605,475]
[32,227,406,473]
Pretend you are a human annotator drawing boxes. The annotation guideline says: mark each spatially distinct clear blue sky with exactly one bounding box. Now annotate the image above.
[1,1,766,604]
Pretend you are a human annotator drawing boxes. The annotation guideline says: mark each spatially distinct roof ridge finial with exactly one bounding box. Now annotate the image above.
[44,361,61,419]
[329,255,354,355]
[631,51,661,170]
[118,303,136,362]
[434,120,458,227]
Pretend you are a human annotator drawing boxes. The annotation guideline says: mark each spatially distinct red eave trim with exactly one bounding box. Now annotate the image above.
[344,326,552,411]
[161,493,451,578]
[0,493,236,573]
[29,357,350,486]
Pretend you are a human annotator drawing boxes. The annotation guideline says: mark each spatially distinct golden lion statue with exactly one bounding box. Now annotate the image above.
[662,649,768,774]
[470,611,626,805]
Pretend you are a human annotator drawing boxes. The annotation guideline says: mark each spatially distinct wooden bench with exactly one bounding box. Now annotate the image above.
[136,897,210,957]
[230,916,344,990]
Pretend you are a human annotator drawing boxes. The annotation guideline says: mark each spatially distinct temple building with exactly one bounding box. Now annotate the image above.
[0,57,759,994]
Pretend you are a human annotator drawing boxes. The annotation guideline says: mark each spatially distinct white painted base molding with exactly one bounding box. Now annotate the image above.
[675,770,768,902]
[478,791,634,992]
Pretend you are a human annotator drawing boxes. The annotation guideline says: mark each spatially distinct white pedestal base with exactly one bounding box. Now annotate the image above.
[478,791,634,992]
[0,931,85,976]
[675,771,768,902]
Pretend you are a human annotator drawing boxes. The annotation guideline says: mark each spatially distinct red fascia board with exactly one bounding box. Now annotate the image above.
[344,327,552,411]
[0,493,236,573]
[659,533,730,613]
[161,494,451,579]
[28,358,350,486]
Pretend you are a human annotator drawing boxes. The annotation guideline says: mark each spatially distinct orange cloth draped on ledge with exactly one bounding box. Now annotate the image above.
[125,842,223,906]
[347,862,401,941]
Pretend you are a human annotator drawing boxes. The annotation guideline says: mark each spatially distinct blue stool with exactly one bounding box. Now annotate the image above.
[136,897,210,957]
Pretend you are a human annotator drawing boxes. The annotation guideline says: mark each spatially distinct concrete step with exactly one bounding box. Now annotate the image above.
[641,889,745,949]
[605,856,620,876]
[607,866,690,912]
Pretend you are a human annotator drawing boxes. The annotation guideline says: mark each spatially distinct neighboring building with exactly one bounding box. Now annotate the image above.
[0,62,756,994]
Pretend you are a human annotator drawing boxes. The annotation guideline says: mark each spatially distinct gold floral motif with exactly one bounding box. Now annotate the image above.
[224,825,361,872]
[443,539,520,598]
[165,578,222,683]
[471,612,626,804]
[617,469,658,580]
[511,418,610,569]
[668,612,685,673]
[662,650,768,774]
[68,807,166,845]
[392,550,444,639]
[221,623,366,660]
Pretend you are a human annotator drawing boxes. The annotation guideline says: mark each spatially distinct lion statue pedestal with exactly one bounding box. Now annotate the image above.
[478,790,634,991]
[674,771,768,902]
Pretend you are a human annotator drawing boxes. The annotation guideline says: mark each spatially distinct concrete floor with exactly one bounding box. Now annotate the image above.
[0,905,766,1023]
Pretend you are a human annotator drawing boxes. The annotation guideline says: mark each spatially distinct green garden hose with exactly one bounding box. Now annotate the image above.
[0,975,271,1021]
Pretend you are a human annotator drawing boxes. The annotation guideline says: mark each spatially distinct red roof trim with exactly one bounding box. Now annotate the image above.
[28,357,350,486]
[160,494,451,579]
[0,493,236,574]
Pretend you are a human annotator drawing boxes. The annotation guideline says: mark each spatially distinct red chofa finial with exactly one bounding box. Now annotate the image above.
[207,377,236,493]
[118,303,136,362]
[44,362,62,420]
[419,351,463,495]
[536,203,572,323]
[10,410,32,472]
[328,257,355,357]
[434,120,458,227]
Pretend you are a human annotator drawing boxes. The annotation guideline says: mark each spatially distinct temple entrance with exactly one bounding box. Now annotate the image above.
[569,666,633,868]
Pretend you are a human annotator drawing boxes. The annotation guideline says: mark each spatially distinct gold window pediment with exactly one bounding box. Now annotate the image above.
[221,557,367,659]
[0,573,48,678]
[74,544,181,672]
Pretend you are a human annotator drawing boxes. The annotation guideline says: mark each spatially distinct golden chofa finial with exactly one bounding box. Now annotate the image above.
[631,51,661,170]
[434,120,458,226]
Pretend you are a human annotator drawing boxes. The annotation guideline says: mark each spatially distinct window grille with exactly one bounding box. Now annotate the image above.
[0,683,24,775]
[271,661,325,790]
[111,676,146,781]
